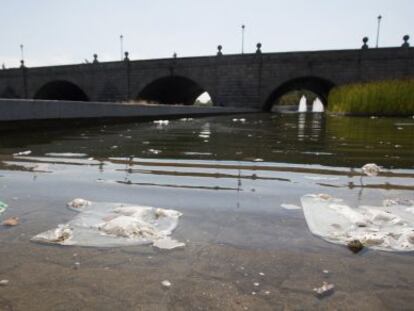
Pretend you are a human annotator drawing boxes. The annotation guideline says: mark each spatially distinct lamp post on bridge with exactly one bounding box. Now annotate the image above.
[120,34,124,61]
[20,44,24,63]
[376,15,382,48]
[241,24,246,54]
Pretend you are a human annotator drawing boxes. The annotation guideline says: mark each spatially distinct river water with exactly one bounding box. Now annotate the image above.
[0,113,413,310]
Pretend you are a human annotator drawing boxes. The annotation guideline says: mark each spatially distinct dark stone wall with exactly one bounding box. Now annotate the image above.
[0,47,413,110]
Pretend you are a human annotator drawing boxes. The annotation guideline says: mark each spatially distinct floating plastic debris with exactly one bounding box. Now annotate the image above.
[0,201,7,215]
[180,118,193,121]
[2,217,19,226]
[32,200,184,249]
[153,120,169,125]
[313,281,335,298]
[161,280,171,288]
[281,203,302,210]
[153,237,185,250]
[148,149,161,155]
[232,118,246,123]
[383,199,414,207]
[67,198,92,210]
[13,150,31,156]
[0,280,9,286]
[301,194,414,252]
[347,240,364,253]
[361,163,381,176]
[253,282,260,287]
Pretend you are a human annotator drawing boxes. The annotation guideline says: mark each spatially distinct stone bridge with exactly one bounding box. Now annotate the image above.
[1,44,413,111]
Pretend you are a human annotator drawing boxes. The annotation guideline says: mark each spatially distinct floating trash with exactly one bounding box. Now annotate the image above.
[32,200,184,249]
[383,199,414,207]
[13,150,31,156]
[148,149,161,155]
[2,217,19,226]
[313,281,335,298]
[161,280,171,288]
[153,120,169,125]
[281,203,301,210]
[347,239,364,253]
[0,201,7,215]
[0,280,9,286]
[361,163,381,177]
[232,118,246,123]
[301,194,414,252]
[67,198,92,210]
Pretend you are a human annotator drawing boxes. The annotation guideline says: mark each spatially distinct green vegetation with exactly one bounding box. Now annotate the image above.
[328,80,414,116]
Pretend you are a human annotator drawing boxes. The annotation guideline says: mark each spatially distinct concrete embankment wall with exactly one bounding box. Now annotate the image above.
[0,99,256,122]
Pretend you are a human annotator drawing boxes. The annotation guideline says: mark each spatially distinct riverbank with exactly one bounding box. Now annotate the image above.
[328,80,414,116]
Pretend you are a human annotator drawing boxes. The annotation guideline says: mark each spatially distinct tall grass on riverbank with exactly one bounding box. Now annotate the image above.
[328,80,414,115]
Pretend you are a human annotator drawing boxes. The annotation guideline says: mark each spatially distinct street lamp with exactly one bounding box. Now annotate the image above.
[376,15,382,48]
[120,35,124,60]
[241,24,245,54]
[20,44,24,61]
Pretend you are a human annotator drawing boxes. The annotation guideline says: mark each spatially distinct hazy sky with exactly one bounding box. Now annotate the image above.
[1,0,413,67]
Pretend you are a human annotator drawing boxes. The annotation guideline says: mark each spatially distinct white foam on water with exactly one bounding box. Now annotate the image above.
[301,194,414,252]
[31,200,184,249]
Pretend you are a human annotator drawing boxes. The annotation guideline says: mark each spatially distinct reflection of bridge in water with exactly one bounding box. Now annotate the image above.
[0,44,413,110]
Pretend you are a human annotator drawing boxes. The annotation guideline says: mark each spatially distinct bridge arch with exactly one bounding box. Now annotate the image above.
[137,75,213,106]
[34,80,89,101]
[263,76,335,111]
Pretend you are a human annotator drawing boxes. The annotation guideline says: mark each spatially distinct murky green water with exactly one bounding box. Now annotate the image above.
[0,113,413,310]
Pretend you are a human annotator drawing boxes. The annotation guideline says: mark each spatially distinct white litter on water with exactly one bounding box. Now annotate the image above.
[161,280,172,288]
[361,163,381,176]
[148,149,161,155]
[45,153,88,158]
[301,194,414,252]
[281,203,302,210]
[0,280,9,286]
[232,118,246,123]
[67,198,92,211]
[31,200,184,249]
[313,281,334,297]
[13,150,31,156]
[153,120,169,125]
